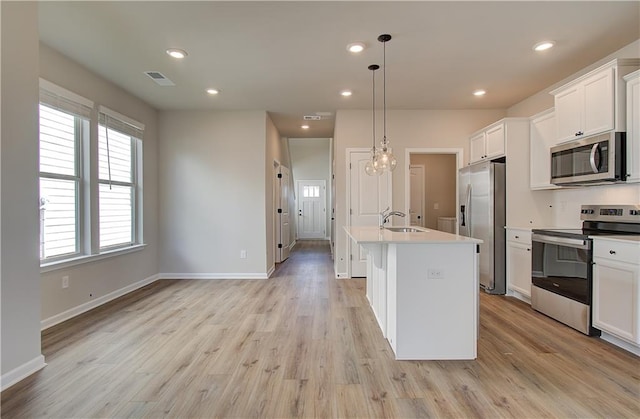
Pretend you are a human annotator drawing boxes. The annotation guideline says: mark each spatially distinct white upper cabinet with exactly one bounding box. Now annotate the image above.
[529,108,560,190]
[469,120,505,164]
[624,69,640,183]
[551,59,640,144]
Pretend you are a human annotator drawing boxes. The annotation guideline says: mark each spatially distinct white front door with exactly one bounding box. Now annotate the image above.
[348,150,391,278]
[409,164,425,227]
[297,180,326,239]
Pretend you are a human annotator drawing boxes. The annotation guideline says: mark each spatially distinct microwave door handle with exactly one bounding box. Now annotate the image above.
[589,143,600,173]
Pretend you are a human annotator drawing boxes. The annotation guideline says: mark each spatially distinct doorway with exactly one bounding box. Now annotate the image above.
[409,164,425,226]
[274,162,292,263]
[405,148,463,234]
[296,180,326,239]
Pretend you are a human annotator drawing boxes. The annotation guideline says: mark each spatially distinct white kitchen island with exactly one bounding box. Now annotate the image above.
[344,226,482,360]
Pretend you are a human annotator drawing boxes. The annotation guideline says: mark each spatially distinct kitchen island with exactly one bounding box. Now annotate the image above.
[345,226,482,360]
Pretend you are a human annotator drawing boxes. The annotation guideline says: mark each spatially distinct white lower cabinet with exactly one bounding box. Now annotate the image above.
[592,238,640,346]
[506,228,532,301]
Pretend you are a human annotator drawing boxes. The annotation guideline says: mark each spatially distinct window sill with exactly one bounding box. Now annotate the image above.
[40,244,147,273]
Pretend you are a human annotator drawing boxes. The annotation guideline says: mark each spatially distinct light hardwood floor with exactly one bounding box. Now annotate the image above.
[2,240,639,418]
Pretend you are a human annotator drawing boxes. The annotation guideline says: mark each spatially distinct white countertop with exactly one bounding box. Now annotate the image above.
[590,235,640,243]
[344,226,483,244]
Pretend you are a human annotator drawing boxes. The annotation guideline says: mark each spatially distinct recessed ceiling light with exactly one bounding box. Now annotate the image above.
[533,41,555,52]
[301,125,310,129]
[346,42,366,53]
[473,90,486,96]
[340,90,353,97]
[166,48,188,59]
[206,88,219,95]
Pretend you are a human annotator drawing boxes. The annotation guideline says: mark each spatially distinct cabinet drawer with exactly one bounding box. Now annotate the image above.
[506,229,531,245]
[594,240,640,264]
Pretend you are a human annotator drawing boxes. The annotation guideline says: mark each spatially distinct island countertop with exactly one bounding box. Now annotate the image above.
[344,225,483,245]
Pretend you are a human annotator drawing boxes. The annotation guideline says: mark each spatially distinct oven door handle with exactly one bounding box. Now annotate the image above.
[531,233,590,249]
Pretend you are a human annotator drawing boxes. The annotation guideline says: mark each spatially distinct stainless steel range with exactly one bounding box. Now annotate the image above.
[531,204,640,336]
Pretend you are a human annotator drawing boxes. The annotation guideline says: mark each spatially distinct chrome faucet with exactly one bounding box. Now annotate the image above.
[379,207,406,228]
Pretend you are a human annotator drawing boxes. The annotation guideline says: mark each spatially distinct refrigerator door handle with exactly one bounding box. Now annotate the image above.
[460,205,466,226]
[465,184,472,232]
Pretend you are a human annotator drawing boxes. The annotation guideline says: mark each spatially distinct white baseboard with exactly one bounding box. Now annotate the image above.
[1,355,46,392]
[266,265,275,278]
[41,273,160,330]
[600,332,640,357]
[158,272,270,280]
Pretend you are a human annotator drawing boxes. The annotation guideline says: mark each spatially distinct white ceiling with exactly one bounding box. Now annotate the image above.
[38,1,640,138]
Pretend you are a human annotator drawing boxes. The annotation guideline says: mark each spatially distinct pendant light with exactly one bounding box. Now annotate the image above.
[365,64,382,176]
[374,34,397,172]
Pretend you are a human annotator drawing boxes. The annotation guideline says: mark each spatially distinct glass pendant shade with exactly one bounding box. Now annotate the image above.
[365,149,383,176]
[375,146,397,172]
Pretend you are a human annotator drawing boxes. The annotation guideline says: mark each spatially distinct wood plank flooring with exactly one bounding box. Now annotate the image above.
[2,240,639,418]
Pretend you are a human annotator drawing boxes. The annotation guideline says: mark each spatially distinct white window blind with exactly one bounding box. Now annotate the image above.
[98,110,142,249]
[39,103,82,259]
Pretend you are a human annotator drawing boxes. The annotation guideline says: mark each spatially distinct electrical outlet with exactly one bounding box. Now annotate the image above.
[427,269,443,279]
[62,275,69,289]
[240,250,247,259]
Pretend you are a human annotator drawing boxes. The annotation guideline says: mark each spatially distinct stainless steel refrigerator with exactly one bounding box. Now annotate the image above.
[458,161,506,294]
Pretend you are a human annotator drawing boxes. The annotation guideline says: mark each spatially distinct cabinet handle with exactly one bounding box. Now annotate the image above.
[526,248,530,252]
[575,131,584,136]
[515,235,519,239]
[609,250,616,255]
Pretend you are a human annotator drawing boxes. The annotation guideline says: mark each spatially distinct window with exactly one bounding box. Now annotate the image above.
[38,82,91,261]
[39,80,144,266]
[98,108,144,250]
[303,185,320,198]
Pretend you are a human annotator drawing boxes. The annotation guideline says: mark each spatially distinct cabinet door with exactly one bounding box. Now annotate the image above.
[530,110,559,190]
[555,84,583,143]
[507,241,532,298]
[626,73,640,182]
[583,68,615,137]
[593,258,639,344]
[469,132,486,163]
[485,123,505,159]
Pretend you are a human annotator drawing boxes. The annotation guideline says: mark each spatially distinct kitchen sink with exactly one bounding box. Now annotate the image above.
[385,227,426,233]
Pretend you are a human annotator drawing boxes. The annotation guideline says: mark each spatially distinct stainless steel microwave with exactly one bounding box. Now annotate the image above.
[550,132,626,186]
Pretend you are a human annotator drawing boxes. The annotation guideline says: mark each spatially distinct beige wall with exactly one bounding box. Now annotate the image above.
[409,154,457,229]
[158,110,270,277]
[38,44,160,323]
[1,1,43,381]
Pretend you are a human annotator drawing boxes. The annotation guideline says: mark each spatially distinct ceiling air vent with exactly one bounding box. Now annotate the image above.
[144,71,175,86]
[303,115,322,120]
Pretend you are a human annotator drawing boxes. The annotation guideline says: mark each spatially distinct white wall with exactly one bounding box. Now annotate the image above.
[288,138,331,239]
[1,1,44,384]
[38,44,160,324]
[333,109,506,277]
[158,110,270,277]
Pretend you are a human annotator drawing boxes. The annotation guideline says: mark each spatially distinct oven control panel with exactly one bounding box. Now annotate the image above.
[581,205,640,223]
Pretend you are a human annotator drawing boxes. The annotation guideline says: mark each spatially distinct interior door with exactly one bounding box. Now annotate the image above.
[278,166,291,261]
[349,151,391,277]
[409,165,425,226]
[297,180,326,239]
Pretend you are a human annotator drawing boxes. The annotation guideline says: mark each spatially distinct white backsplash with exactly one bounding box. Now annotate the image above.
[550,183,640,228]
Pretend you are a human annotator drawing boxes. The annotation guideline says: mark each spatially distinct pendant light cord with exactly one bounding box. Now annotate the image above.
[382,39,387,148]
[371,65,377,152]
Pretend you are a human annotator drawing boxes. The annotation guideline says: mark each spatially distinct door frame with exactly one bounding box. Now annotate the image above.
[346,148,392,278]
[404,148,464,234]
[273,160,292,263]
[409,164,425,227]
